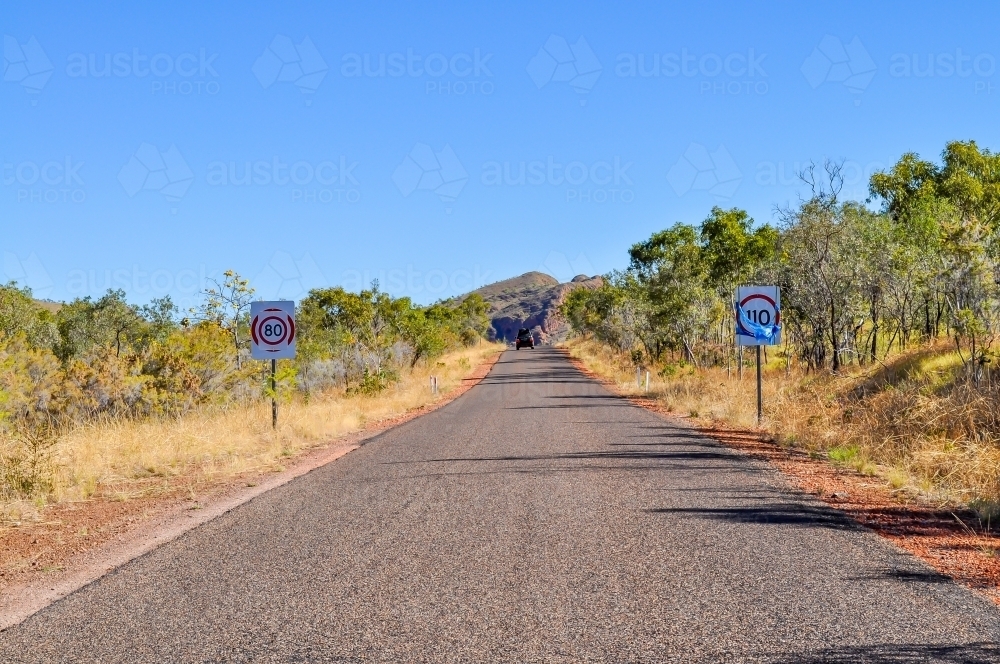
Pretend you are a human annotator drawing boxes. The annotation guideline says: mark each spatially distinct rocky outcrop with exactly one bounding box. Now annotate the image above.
[470,272,602,344]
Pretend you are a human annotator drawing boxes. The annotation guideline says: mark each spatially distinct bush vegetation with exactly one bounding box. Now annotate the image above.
[563,141,1000,507]
[0,272,491,503]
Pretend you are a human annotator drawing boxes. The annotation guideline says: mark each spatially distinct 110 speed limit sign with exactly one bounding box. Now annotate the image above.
[250,301,296,359]
[735,285,781,346]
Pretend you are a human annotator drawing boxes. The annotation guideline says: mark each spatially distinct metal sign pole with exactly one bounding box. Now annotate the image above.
[756,345,763,424]
[736,286,779,427]
[271,359,277,429]
[249,301,296,432]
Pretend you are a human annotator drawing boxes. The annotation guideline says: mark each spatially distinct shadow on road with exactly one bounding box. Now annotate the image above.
[506,403,633,410]
[767,642,1000,663]
[385,449,744,464]
[504,393,634,409]
[636,427,730,438]
[388,463,748,480]
[545,394,626,399]
[479,370,592,386]
[612,438,725,447]
[848,568,953,584]
[647,503,860,531]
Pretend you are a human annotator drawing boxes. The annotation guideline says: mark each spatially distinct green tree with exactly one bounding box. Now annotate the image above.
[628,224,713,363]
[0,282,58,348]
[55,290,145,360]
[698,207,777,294]
[188,270,255,369]
[300,283,410,387]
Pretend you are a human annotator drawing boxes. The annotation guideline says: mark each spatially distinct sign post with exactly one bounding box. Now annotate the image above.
[735,286,781,425]
[250,301,297,429]
[756,346,762,423]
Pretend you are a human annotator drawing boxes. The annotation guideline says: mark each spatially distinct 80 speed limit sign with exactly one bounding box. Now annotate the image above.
[250,301,296,359]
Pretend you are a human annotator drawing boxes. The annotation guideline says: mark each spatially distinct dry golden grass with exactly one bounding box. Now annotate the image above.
[563,336,1000,510]
[1,344,501,520]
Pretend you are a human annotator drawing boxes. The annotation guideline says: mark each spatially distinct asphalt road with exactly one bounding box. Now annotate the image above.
[4,348,1000,662]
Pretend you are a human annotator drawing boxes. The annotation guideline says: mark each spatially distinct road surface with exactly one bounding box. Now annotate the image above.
[3,348,1000,662]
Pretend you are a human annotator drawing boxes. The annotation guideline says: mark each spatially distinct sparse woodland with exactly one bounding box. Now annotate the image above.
[0,271,491,504]
[563,141,1000,508]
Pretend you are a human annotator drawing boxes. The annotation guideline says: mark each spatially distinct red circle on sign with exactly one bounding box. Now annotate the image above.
[738,293,780,325]
[737,293,780,338]
[251,309,296,351]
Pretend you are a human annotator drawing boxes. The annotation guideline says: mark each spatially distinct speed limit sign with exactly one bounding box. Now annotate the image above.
[250,301,296,359]
[735,286,781,346]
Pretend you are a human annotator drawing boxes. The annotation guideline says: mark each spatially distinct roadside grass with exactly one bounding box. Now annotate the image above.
[562,336,1000,511]
[1,344,501,524]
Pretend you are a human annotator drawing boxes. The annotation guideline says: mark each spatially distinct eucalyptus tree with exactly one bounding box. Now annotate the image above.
[777,199,869,371]
[188,270,255,369]
[55,289,148,360]
[870,141,1000,371]
[0,282,58,349]
[628,223,713,363]
[699,207,778,369]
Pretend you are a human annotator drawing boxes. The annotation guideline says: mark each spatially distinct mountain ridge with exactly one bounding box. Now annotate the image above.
[469,271,602,343]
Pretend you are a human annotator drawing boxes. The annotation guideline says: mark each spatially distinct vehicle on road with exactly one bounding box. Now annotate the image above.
[515,328,534,350]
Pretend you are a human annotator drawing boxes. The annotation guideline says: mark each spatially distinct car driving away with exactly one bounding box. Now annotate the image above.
[515,328,534,350]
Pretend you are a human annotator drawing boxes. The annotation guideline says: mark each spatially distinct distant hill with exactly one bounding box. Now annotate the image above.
[471,271,559,301]
[469,271,602,343]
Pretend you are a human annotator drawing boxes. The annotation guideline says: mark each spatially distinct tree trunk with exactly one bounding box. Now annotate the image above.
[683,339,698,367]
[870,324,878,365]
[233,328,242,370]
[935,298,943,337]
[830,303,840,372]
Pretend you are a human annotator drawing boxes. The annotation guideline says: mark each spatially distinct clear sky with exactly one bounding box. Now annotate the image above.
[3,1,998,309]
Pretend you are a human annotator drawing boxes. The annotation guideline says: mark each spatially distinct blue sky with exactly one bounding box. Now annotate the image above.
[3,1,998,308]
